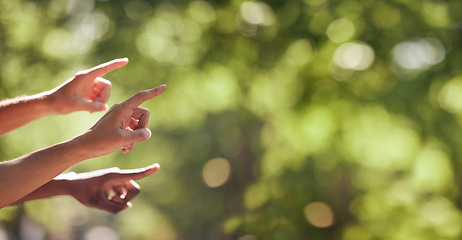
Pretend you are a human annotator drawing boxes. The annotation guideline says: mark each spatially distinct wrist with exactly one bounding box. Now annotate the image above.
[41,90,64,115]
[43,135,96,168]
[50,178,75,196]
[67,131,101,160]
[18,91,61,116]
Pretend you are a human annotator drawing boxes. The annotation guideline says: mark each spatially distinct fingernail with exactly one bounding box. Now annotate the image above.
[149,163,160,169]
[145,128,152,139]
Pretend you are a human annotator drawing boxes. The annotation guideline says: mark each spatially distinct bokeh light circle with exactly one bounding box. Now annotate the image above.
[202,158,231,188]
[304,202,334,228]
[333,42,375,71]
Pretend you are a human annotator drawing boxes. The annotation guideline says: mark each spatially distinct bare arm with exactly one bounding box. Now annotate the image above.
[12,176,72,204]
[0,84,167,209]
[0,94,53,135]
[13,164,160,213]
[0,58,128,135]
[0,137,87,208]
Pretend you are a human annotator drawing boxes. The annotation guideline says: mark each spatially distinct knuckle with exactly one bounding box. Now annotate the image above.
[74,70,89,78]
[142,108,150,115]
[111,103,123,111]
[105,104,118,113]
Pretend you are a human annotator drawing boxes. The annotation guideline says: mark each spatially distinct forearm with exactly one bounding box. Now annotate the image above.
[0,136,88,209]
[12,178,72,205]
[0,92,55,135]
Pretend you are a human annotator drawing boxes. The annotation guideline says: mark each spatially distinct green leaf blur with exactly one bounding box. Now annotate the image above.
[1,0,462,239]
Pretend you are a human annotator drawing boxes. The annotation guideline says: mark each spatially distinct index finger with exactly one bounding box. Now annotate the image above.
[122,84,167,108]
[79,58,129,80]
[118,163,160,180]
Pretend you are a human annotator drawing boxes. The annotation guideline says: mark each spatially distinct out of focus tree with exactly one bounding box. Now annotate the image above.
[1,0,462,239]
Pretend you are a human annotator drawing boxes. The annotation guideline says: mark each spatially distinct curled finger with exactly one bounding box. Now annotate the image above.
[122,143,136,154]
[103,199,131,214]
[92,77,112,103]
[109,185,129,204]
[122,128,152,149]
[127,118,140,131]
[124,180,141,202]
[131,107,150,129]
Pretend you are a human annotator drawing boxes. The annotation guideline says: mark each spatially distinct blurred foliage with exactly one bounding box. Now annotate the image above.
[1,0,462,239]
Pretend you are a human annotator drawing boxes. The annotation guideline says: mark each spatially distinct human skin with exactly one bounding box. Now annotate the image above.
[0,58,125,136]
[14,164,161,213]
[0,58,166,210]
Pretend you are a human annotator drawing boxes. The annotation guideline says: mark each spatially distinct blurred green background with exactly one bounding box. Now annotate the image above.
[1,0,462,239]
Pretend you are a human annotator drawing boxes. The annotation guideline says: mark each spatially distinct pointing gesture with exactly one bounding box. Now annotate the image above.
[13,164,162,214]
[119,86,168,153]
[78,84,167,158]
[48,58,129,114]
[66,164,160,214]
[0,58,168,210]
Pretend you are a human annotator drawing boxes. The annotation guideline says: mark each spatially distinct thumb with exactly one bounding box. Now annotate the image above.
[79,100,108,113]
[125,128,152,143]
